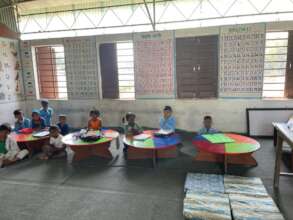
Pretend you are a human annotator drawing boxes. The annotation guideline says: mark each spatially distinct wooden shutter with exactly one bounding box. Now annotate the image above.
[99,43,119,99]
[35,46,59,99]
[285,31,293,98]
[176,35,218,98]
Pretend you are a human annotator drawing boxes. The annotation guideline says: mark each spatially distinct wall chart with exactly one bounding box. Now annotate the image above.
[0,37,23,102]
[219,24,266,98]
[64,36,99,99]
[133,32,175,99]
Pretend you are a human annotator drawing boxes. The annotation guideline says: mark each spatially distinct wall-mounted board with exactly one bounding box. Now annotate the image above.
[247,108,293,137]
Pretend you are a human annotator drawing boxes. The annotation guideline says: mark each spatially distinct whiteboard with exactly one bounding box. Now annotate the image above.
[247,109,293,136]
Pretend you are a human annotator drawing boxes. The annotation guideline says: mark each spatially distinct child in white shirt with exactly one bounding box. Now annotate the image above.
[39,125,66,160]
[0,124,29,167]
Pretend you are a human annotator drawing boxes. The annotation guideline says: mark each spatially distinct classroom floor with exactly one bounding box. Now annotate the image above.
[0,131,292,220]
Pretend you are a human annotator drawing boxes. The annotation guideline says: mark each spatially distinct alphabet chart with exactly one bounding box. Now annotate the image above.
[20,40,35,98]
[219,24,265,98]
[134,32,175,99]
[0,37,23,102]
[64,36,99,99]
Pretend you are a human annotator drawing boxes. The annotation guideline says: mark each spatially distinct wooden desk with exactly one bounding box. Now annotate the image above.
[123,130,181,168]
[192,133,260,173]
[62,129,119,161]
[273,123,293,189]
[10,132,49,157]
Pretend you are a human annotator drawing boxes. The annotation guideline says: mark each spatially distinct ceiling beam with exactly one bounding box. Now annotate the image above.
[143,0,156,31]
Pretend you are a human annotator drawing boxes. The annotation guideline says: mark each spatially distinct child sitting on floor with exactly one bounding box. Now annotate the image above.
[159,106,176,132]
[124,112,142,136]
[57,114,70,136]
[88,110,102,130]
[13,109,31,132]
[39,126,66,160]
[198,115,219,135]
[31,110,46,131]
[0,124,29,167]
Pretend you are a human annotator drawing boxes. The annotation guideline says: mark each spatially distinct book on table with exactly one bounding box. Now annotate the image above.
[202,133,235,144]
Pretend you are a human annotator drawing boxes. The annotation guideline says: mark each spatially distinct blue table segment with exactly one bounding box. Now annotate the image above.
[184,173,224,193]
[153,134,181,148]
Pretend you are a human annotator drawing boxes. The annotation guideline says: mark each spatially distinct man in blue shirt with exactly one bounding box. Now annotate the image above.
[159,106,176,132]
[198,115,219,135]
[39,99,54,127]
[13,109,31,132]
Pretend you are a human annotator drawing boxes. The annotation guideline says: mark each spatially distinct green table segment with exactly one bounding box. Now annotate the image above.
[192,133,261,173]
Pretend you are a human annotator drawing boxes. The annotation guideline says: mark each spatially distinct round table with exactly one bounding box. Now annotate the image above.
[123,130,181,167]
[192,133,260,173]
[10,132,50,157]
[62,129,119,161]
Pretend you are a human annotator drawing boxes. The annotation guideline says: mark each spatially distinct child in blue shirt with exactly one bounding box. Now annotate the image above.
[13,109,31,132]
[57,114,70,136]
[31,110,46,131]
[40,99,54,127]
[159,106,176,132]
[198,115,219,135]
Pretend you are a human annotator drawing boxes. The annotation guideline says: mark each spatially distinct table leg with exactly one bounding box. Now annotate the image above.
[224,155,228,174]
[291,149,293,171]
[273,127,277,147]
[274,134,283,189]
[152,150,157,168]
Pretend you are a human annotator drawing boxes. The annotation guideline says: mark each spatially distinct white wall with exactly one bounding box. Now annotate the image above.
[25,99,293,133]
[0,101,27,125]
[19,20,293,133]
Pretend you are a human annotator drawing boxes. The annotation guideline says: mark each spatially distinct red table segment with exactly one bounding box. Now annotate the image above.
[192,133,260,173]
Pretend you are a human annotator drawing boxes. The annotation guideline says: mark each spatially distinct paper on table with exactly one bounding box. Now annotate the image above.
[32,131,50,138]
[155,129,174,136]
[202,134,235,144]
[134,134,151,141]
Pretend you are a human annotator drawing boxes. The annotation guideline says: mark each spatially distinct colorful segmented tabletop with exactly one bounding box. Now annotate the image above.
[192,133,260,155]
[123,130,181,149]
[62,129,119,146]
[10,132,49,143]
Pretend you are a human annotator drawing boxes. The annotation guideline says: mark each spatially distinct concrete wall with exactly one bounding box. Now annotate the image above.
[0,101,27,125]
[17,20,293,133]
[25,99,293,133]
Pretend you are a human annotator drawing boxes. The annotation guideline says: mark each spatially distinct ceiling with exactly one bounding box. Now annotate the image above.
[0,0,32,7]
[11,0,164,15]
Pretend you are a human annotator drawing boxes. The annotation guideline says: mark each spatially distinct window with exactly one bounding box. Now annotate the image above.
[263,32,288,98]
[33,45,68,100]
[116,42,135,99]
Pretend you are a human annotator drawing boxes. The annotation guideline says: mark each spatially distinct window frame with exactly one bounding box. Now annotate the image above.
[116,41,135,100]
[262,32,289,99]
[32,44,68,100]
